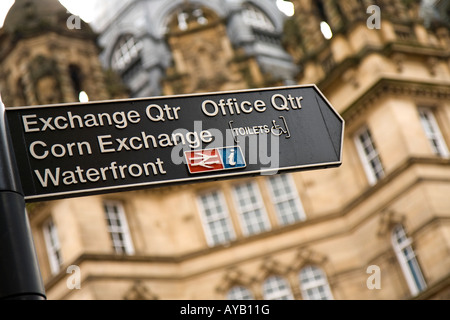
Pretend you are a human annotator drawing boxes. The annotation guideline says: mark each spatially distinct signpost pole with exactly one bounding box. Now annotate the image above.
[0,99,46,300]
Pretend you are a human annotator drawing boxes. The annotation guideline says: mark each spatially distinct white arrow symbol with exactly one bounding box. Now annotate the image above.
[190,153,221,169]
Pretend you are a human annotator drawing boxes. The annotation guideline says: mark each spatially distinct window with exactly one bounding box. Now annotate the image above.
[176,8,208,31]
[299,265,334,300]
[242,3,275,32]
[227,286,254,300]
[316,0,333,39]
[232,182,271,236]
[262,275,294,300]
[68,64,89,102]
[321,51,336,73]
[394,25,415,41]
[198,191,236,247]
[267,174,306,226]
[69,65,83,96]
[111,34,143,73]
[418,108,449,158]
[391,224,427,296]
[104,201,134,255]
[354,126,385,185]
[16,78,29,106]
[42,218,63,275]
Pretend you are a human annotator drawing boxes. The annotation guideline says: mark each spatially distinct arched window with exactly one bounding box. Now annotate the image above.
[111,34,143,74]
[69,65,83,94]
[69,64,88,102]
[316,0,328,23]
[391,224,427,296]
[176,7,208,31]
[262,275,294,300]
[299,265,334,300]
[226,286,254,300]
[16,78,29,106]
[242,3,275,32]
[316,0,333,40]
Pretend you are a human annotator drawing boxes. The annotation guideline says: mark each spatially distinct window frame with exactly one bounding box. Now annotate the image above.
[299,265,334,300]
[104,200,135,255]
[354,126,385,186]
[197,190,236,247]
[391,224,427,296]
[242,3,276,33]
[42,217,63,275]
[266,174,306,226]
[418,107,449,158]
[110,34,143,73]
[226,285,254,300]
[232,181,271,236]
[262,275,294,300]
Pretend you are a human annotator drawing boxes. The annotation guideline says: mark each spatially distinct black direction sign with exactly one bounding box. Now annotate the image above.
[6,85,344,202]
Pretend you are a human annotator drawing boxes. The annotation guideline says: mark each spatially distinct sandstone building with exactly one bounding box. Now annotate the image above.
[0,0,449,300]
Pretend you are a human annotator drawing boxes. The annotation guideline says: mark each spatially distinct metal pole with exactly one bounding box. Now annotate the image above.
[0,98,46,300]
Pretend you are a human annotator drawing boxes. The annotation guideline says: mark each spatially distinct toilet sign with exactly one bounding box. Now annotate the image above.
[5,85,344,202]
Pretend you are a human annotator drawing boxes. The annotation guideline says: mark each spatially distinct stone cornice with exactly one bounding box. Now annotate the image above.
[0,28,99,63]
[315,41,449,94]
[49,211,450,300]
[44,156,450,292]
[341,78,450,123]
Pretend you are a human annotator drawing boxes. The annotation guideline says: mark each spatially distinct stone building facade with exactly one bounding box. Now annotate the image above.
[0,0,113,107]
[92,0,298,97]
[0,0,449,300]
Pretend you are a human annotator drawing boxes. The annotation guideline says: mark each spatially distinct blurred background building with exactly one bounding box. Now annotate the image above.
[0,0,449,300]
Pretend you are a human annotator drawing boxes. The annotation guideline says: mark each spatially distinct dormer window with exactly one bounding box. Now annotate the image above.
[242,3,275,32]
[175,7,208,31]
[316,0,333,40]
[111,34,143,73]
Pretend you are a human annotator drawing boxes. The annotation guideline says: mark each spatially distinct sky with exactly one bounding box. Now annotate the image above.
[0,0,15,28]
[0,0,294,29]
